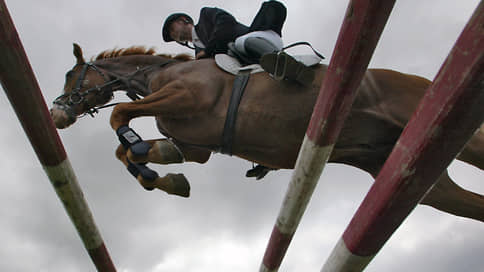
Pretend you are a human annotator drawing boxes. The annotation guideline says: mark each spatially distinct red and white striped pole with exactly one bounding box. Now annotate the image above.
[260,1,396,271]
[322,2,484,271]
[0,1,116,271]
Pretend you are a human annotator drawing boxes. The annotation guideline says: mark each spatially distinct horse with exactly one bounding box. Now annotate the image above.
[50,44,484,223]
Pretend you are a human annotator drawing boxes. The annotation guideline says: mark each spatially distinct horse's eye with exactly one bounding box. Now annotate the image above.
[69,92,83,104]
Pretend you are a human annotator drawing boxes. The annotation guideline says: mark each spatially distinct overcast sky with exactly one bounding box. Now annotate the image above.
[1,0,483,271]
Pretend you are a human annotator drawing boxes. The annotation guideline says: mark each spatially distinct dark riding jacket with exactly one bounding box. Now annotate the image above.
[194,1,287,57]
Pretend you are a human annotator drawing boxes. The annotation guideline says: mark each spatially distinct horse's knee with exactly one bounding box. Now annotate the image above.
[110,103,131,130]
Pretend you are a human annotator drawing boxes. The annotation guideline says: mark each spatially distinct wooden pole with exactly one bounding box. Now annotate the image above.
[322,2,484,271]
[0,1,116,271]
[260,0,396,270]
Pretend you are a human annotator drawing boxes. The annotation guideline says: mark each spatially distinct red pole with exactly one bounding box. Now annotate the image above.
[260,0,396,271]
[322,1,484,271]
[0,1,116,271]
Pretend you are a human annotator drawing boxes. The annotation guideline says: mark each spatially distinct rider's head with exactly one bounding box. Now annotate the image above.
[162,13,194,43]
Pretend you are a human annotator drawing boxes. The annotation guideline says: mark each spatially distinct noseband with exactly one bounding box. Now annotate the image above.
[54,60,174,118]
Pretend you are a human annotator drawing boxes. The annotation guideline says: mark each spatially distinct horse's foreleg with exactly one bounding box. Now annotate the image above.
[108,83,199,197]
[420,170,484,222]
[109,83,212,197]
[127,139,211,165]
[110,81,197,131]
[110,82,199,157]
[456,124,484,171]
[115,141,190,197]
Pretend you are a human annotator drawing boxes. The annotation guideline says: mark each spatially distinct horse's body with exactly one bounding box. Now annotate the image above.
[51,45,484,222]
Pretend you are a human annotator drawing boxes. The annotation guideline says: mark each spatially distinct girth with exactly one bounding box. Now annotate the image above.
[220,71,251,155]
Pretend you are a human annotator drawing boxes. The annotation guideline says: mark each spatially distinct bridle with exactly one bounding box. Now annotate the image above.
[53,60,174,118]
[54,62,115,117]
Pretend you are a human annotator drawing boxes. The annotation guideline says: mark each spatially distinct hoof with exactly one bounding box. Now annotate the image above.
[138,173,190,197]
[166,173,190,198]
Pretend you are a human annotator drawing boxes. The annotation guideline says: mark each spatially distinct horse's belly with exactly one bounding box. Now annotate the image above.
[155,116,225,146]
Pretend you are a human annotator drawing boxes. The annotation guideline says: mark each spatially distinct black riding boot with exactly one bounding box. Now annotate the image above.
[243,37,279,60]
[228,37,278,65]
[244,37,315,86]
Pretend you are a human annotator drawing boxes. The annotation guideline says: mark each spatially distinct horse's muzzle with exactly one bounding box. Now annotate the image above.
[50,105,77,129]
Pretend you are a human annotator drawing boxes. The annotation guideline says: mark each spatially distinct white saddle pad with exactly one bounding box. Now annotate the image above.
[215,54,322,75]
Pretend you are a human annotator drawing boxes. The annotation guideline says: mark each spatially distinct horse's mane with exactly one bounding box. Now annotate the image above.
[92,46,193,62]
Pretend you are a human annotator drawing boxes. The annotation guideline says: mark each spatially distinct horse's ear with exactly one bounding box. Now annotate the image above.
[73,43,86,65]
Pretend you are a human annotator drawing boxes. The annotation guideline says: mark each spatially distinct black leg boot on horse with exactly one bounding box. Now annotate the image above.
[116,126,190,197]
[243,37,315,86]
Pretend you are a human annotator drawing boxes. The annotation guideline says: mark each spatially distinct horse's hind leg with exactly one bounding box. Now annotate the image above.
[456,124,484,171]
[115,139,191,197]
[420,170,484,222]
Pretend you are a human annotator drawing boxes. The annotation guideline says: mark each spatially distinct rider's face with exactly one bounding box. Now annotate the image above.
[169,19,192,43]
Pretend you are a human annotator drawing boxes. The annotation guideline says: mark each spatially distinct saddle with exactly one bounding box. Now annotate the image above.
[215,53,322,179]
[215,53,322,76]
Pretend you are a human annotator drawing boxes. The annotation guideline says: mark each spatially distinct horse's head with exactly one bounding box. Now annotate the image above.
[51,44,192,128]
[50,43,115,128]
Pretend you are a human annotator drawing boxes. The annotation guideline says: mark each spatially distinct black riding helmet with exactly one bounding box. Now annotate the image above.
[162,13,194,42]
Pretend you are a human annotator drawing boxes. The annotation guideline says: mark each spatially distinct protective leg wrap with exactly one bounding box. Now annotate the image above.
[127,159,158,184]
[116,125,151,156]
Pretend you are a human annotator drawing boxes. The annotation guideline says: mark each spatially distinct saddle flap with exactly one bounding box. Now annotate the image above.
[215,54,264,75]
[215,53,322,76]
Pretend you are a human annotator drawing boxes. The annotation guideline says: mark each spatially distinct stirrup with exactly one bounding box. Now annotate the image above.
[273,52,288,81]
[260,52,315,87]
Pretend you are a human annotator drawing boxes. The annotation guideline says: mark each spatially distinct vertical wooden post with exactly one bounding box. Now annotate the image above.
[0,1,116,271]
[322,1,484,271]
[260,0,396,271]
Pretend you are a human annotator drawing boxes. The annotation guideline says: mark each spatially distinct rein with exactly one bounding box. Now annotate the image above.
[54,60,174,118]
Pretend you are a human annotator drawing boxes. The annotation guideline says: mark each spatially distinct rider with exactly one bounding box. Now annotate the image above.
[162,1,314,86]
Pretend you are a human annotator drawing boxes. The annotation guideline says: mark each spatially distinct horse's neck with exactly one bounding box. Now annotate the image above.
[96,56,171,97]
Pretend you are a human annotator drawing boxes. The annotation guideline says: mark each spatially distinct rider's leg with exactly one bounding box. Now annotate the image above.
[234,30,283,59]
[234,31,315,86]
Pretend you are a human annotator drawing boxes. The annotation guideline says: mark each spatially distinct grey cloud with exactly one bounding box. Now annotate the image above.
[1,0,483,271]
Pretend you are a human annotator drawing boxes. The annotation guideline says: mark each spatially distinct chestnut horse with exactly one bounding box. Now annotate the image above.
[50,44,484,222]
